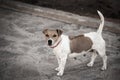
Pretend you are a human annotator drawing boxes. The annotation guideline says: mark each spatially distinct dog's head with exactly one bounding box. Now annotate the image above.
[43,29,63,46]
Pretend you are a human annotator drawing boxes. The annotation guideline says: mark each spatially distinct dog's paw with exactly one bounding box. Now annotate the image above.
[87,62,93,67]
[55,67,60,71]
[101,66,107,71]
[57,71,63,76]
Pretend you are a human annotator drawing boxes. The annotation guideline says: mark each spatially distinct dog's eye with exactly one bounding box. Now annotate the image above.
[53,34,57,37]
[45,34,49,37]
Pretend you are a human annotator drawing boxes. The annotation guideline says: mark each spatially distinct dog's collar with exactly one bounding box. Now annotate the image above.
[50,37,62,48]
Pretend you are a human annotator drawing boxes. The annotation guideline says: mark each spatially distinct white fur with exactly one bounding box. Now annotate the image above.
[53,35,70,76]
[52,11,107,76]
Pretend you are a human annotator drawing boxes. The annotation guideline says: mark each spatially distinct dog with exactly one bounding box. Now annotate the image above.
[43,10,107,76]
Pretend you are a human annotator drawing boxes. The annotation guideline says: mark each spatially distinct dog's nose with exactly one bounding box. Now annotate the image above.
[48,40,52,46]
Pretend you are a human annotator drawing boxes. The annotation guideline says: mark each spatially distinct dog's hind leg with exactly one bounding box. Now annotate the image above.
[96,47,107,70]
[101,54,107,70]
[87,50,97,67]
[100,51,107,70]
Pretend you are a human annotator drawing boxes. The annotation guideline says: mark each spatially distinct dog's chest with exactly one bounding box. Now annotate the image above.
[69,35,93,53]
[53,35,71,55]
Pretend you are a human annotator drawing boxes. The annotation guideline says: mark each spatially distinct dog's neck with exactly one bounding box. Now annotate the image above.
[50,36,62,48]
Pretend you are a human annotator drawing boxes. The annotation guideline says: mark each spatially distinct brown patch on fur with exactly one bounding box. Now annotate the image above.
[56,29,63,36]
[69,35,93,53]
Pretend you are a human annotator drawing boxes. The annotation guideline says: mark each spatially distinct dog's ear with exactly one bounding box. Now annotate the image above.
[43,29,48,34]
[56,29,63,36]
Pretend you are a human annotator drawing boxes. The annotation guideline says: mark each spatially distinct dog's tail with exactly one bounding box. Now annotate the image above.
[97,10,104,35]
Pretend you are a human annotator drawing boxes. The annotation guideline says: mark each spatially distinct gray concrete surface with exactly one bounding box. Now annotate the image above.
[0,7,120,80]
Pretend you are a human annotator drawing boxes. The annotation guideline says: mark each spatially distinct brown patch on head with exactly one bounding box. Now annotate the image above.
[43,29,63,44]
[56,29,63,36]
[69,35,93,53]
[43,29,48,34]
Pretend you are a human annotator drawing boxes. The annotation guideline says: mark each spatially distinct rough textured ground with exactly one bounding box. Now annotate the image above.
[0,7,120,80]
[16,0,120,19]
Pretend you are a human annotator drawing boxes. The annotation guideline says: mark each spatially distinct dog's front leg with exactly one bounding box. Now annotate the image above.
[57,55,67,76]
[55,56,61,71]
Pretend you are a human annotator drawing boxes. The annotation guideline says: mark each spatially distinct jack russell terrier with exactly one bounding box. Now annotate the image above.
[43,10,107,76]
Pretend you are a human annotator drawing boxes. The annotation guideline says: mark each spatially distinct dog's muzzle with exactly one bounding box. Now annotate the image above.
[48,39,52,46]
